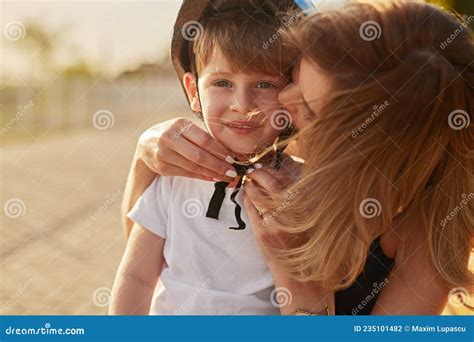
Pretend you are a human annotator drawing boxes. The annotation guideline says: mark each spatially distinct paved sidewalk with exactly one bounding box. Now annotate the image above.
[0,113,177,314]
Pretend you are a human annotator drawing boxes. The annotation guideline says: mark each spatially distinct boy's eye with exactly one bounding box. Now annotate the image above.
[255,82,276,89]
[213,80,232,88]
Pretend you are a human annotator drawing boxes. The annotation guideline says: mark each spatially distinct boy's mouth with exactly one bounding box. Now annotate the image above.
[224,121,260,134]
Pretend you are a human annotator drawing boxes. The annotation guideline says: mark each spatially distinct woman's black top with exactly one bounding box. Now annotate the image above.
[335,236,395,315]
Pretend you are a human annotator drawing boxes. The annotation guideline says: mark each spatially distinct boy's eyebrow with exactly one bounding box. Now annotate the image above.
[206,66,234,76]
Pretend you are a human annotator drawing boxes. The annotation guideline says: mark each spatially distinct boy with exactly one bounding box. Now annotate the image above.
[109,0,298,315]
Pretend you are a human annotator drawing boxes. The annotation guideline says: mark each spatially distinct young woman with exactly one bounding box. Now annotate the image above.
[122,0,473,314]
[244,0,473,314]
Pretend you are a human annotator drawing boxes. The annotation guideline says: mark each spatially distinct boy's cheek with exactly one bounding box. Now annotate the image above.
[199,97,228,121]
[202,93,229,112]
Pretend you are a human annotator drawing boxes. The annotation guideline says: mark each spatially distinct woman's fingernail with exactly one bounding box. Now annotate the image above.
[246,168,255,174]
[225,156,235,164]
[226,170,238,178]
[255,163,263,169]
[212,178,221,182]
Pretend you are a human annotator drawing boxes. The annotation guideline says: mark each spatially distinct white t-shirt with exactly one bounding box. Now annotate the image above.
[127,175,279,315]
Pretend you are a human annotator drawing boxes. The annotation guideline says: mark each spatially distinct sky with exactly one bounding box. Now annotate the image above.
[1,0,182,79]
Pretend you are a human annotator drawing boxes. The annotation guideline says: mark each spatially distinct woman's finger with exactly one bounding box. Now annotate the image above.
[245,168,285,193]
[244,180,271,210]
[164,130,236,181]
[243,195,268,244]
[181,122,234,160]
[243,194,288,256]
[137,118,234,181]
[243,196,261,225]
[156,146,229,181]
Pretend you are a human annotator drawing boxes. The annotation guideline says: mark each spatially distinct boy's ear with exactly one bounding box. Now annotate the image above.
[183,72,201,112]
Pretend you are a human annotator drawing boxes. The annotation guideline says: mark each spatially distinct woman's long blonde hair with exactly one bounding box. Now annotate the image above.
[271,0,473,292]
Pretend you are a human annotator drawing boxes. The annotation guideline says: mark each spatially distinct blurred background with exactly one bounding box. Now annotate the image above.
[1,0,473,315]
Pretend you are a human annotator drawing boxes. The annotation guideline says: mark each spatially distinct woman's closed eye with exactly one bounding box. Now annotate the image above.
[302,97,317,121]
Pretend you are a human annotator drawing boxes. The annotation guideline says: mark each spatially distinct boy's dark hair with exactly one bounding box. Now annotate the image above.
[191,0,299,78]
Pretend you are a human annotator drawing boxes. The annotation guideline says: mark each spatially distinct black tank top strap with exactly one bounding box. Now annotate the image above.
[335,235,395,315]
[371,235,394,264]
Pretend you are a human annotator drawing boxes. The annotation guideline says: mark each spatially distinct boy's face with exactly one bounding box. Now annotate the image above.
[183,48,288,160]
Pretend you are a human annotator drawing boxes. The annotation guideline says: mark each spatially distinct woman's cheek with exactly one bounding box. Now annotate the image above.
[255,90,280,108]
[287,104,307,131]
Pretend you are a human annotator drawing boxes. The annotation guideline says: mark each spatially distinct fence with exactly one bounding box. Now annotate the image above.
[0,75,189,138]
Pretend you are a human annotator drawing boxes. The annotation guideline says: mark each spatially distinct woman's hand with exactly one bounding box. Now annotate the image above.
[243,167,293,258]
[122,117,236,238]
[243,154,302,257]
[243,167,334,315]
[137,117,236,182]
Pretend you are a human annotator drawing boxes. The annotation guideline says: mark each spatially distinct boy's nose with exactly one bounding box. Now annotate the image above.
[229,89,255,115]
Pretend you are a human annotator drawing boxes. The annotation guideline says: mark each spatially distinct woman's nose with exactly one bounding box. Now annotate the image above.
[278,83,299,109]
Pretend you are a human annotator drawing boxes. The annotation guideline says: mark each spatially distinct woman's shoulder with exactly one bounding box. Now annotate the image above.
[381,206,432,263]
[381,206,451,306]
